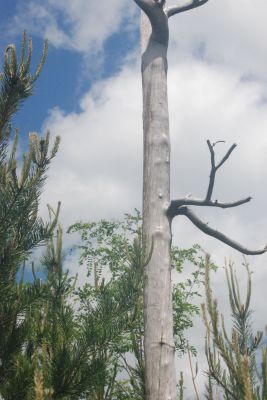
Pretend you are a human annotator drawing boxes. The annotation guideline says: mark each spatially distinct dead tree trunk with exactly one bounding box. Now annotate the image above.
[141,9,176,400]
[133,1,267,399]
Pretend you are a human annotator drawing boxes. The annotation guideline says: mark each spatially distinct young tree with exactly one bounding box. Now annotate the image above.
[132,1,267,398]
[28,224,103,400]
[202,255,267,400]
[0,33,60,397]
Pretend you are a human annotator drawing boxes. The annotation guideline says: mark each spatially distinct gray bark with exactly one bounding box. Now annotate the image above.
[134,1,211,399]
[138,3,176,400]
[133,0,265,399]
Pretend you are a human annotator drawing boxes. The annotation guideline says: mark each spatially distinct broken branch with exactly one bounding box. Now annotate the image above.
[166,0,209,18]
[133,0,165,15]
[206,140,237,200]
[168,196,252,217]
[177,206,267,255]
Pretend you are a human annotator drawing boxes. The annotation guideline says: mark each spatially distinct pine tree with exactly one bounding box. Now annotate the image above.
[202,255,267,400]
[29,224,101,399]
[0,33,60,397]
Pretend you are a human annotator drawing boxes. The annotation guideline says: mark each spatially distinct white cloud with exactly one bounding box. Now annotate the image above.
[10,0,137,54]
[42,53,267,236]
[168,0,267,83]
[169,59,267,239]
[40,60,143,228]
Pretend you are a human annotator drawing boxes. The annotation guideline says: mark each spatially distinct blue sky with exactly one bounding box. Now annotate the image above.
[1,0,138,138]
[1,6,77,132]
[2,0,267,396]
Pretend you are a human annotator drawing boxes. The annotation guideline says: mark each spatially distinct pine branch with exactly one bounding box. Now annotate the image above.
[0,32,48,137]
[202,256,265,399]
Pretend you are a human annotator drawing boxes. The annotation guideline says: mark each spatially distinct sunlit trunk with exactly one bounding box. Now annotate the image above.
[141,11,177,400]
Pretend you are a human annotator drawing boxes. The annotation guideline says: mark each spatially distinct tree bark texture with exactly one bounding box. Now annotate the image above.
[140,8,177,400]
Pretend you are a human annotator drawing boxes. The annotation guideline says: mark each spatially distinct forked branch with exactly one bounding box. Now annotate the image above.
[168,141,251,217]
[168,140,267,255]
[206,140,236,200]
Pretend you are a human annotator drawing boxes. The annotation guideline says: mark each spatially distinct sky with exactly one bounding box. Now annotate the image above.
[1,0,267,397]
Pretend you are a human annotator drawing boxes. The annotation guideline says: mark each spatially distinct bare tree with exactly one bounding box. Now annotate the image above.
[132,1,267,399]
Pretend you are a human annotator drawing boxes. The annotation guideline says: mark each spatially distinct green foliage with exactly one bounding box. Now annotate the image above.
[0,34,60,398]
[0,31,48,137]
[0,32,60,287]
[69,213,145,399]
[29,226,103,399]
[69,212,208,398]
[172,244,217,356]
[178,371,185,400]
[202,255,267,400]
[3,224,97,399]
